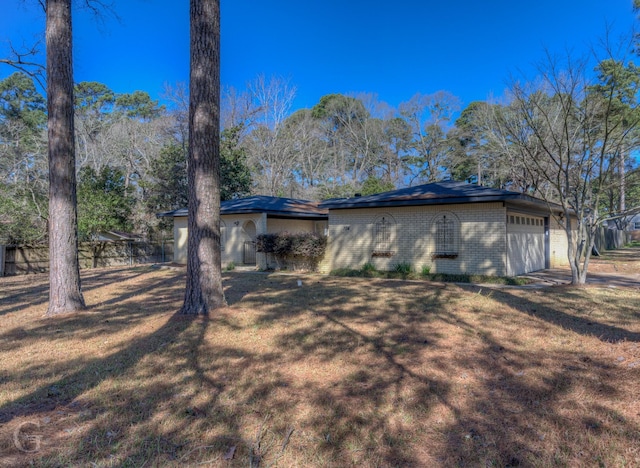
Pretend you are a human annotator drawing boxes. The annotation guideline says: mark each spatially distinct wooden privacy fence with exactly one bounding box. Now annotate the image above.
[594,227,631,252]
[1,240,174,276]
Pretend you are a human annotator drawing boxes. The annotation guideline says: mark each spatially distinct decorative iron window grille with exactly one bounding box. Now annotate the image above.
[433,214,457,258]
[372,216,396,257]
[375,217,392,250]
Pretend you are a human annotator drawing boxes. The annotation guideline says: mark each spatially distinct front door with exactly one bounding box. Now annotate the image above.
[242,220,257,265]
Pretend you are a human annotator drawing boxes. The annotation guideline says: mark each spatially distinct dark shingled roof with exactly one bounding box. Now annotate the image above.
[158,195,328,219]
[320,181,559,212]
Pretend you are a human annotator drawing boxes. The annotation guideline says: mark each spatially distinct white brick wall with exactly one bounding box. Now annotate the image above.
[266,218,315,234]
[319,202,508,276]
[174,216,188,264]
[549,216,573,268]
[174,204,576,276]
[173,214,322,269]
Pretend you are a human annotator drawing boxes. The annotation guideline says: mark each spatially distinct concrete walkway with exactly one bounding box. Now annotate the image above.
[523,268,640,289]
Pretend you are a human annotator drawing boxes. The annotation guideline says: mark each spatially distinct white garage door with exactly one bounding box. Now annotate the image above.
[507,213,545,276]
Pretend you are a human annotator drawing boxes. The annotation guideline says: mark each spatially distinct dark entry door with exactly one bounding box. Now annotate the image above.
[243,241,256,265]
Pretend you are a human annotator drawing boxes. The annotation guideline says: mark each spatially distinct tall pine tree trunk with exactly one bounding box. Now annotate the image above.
[46,0,85,315]
[179,0,226,315]
[619,149,626,218]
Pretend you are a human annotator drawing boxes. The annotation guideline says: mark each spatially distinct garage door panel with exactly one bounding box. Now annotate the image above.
[507,214,545,276]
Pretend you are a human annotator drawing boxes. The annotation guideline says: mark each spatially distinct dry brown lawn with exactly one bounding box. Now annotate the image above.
[589,245,640,275]
[0,255,639,467]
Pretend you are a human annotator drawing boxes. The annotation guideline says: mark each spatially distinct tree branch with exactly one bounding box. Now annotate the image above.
[0,41,45,88]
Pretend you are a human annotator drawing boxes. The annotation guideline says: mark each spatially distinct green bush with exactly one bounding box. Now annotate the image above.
[225,261,236,271]
[394,262,413,275]
[421,265,431,276]
[361,262,376,272]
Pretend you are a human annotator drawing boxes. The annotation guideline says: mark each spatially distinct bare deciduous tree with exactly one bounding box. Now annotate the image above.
[399,91,460,184]
[243,75,297,196]
[484,49,640,284]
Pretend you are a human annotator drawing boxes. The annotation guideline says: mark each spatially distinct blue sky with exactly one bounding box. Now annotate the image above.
[1,0,637,112]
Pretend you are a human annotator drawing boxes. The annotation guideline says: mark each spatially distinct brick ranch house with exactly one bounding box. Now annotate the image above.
[158,196,328,269]
[317,181,572,277]
[160,181,574,277]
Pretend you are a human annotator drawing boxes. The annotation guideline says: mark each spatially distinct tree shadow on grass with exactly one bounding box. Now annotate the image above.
[2,273,639,466]
[482,285,640,343]
[0,266,160,317]
[225,275,640,466]
[0,270,297,466]
[221,271,269,305]
[0,270,185,349]
[428,305,637,466]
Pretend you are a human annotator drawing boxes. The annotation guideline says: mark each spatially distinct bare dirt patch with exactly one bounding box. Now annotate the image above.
[588,245,640,275]
[0,266,639,467]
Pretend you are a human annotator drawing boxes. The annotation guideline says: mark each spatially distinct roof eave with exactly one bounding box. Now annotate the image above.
[322,194,561,211]
[156,208,327,218]
[321,195,513,210]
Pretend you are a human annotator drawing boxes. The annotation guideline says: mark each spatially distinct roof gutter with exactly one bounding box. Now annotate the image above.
[320,194,551,210]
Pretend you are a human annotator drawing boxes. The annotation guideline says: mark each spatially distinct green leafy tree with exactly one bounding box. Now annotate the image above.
[141,143,188,235]
[0,185,48,244]
[115,90,164,120]
[449,101,491,184]
[0,72,46,129]
[144,125,251,214]
[0,72,48,244]
[75,81,115,113]
[590,58,640,227]
[144,144,189,212]
[220,125,252,200]
[77,166,134,240]
[360,176,395,196]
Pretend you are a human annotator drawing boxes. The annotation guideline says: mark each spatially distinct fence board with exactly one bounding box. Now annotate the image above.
[2,241,174,276]
[594,227,630,252]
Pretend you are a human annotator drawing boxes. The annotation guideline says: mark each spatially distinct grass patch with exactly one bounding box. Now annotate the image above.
[330,268,532,285]
[360,262,377,277]
[393,262,413,277]
[1,266,639,466]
